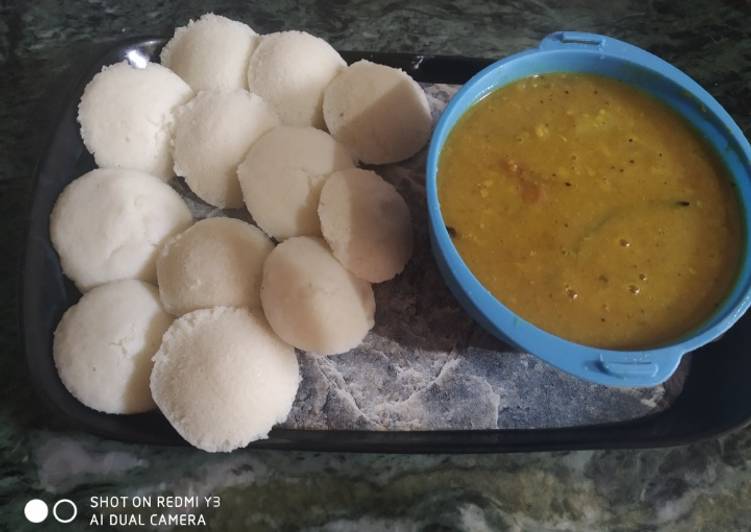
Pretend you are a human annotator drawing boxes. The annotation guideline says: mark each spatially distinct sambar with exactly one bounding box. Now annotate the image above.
[438,73,743,349]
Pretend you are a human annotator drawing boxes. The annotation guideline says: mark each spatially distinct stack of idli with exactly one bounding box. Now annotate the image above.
[157,217,273,315]
[50,12,427,452]
[160,13,259,91]
[237,125,355,239]
[50,168,193,291]
[172,90,280,208]
[323,60,433,164]
[78,62,193,180]
[151,307,299,452]
[318,168,413,283]
[248,31,345,127]
[54,280,172,415]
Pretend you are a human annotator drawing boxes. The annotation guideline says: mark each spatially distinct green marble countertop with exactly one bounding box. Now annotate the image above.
[2,1,751,530]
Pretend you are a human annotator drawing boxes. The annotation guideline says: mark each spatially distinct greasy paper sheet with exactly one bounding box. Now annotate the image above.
[173,84,689,431]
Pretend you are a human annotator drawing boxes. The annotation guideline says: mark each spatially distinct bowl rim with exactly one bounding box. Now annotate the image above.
[426,31,751,387]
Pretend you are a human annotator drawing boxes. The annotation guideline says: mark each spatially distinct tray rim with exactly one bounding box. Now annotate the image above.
[21,35,751,453]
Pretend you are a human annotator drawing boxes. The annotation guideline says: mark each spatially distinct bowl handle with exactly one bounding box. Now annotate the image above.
[538,31,651,60]
[538,31,676,71]
[596,349,685,387]
[539,31,606,49]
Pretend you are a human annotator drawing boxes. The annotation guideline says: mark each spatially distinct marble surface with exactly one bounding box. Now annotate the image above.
[2,0,751,530]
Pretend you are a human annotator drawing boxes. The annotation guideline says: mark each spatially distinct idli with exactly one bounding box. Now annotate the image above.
[247,31,345,127]
[238,126,355,239]
[261,236,375,355]
[150,307,299,452]
[78,61,193,180]
[53,280,172,414]
[323,60,432,164]
[157,217,274,316]
[161,13,258,91]
[50,168,193,291]
[319,168,413,283]
[172,90,280,208]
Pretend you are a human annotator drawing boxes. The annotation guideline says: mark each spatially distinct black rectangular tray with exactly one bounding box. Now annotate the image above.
[22,37,751,452]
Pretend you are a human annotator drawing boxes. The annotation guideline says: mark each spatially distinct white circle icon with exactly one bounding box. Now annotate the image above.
[53,499,78,524]
[24,499,49,523]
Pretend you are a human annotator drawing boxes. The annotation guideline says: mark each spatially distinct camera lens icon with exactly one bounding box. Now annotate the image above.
[53,499,78,523]
[24,499,48,523]
[24,498,78,524]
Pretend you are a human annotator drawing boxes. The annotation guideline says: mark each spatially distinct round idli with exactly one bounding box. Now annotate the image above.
[247,31,345,127]
[238,126,355,239]
[157,217,274,316]
[50,168,193,292]
[54,280,172,414]
[261,236,375,355]
[323,60,432,164]
[172,90,280,208]
[150,306,299,452]
[319,168,413,283]
[78,61,193,180]
[161,13,258,91]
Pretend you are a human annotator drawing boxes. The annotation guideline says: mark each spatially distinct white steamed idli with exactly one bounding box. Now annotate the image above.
[247,31,345,127]
[150,306,299,452]
[50,168,193,291]
[261,236,375,355]
[323,60,432,164]
[172,90,280,208]
[238,126,354,239]
[78,61,193,180]
[54,280,172,414]
[319,168,413,283]
[161,13,259,91]
[157,217,274,316]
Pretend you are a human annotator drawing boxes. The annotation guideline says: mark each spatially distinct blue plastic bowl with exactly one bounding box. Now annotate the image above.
[426,31,751,387]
